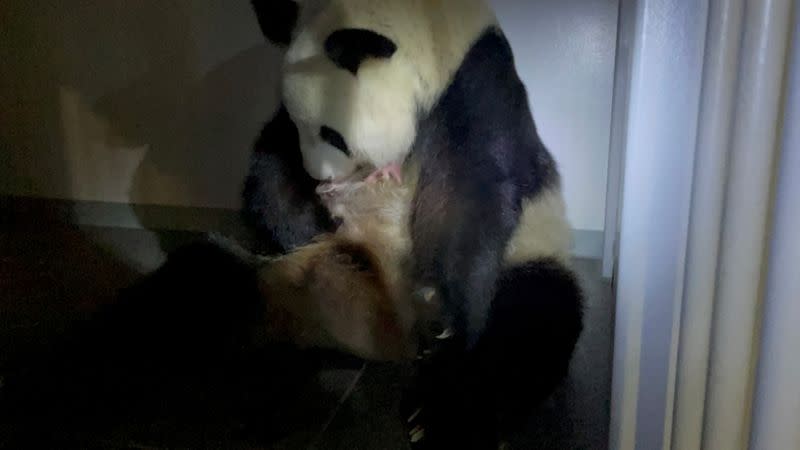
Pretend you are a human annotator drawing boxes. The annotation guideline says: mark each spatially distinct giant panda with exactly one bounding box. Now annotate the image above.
[242,0,584,448]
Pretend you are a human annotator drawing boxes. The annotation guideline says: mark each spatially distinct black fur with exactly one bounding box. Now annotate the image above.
[402,28,580,448]
[0,242,359,446]
[411,28,559,348]
[324,29,398,75]
[320,125,351,156]
[251,0,299,46]
[485,260,583,417]
[242,105,336,253]
[403,259,583,447]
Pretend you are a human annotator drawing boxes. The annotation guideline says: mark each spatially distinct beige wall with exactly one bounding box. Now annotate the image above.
[1,0,617,233]
[0,0,281,210]
[492,0,618,232]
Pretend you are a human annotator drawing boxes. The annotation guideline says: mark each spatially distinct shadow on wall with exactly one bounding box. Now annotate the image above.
[0,0,282,219]
[94,36,283,212]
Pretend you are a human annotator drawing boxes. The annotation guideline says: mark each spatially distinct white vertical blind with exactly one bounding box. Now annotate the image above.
[602,0,637,279]
[671,0,745,448]
[748,6,800,449]
[702,0,793,448]
[608,1,708,449]
[611,0,799,448]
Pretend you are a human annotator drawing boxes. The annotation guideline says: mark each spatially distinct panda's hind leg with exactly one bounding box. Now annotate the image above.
[403,258,583,448]
[479,258,584,427]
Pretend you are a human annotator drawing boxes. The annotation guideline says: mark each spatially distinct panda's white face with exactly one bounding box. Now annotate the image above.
[275,0,498,181]
[281,1,420,181]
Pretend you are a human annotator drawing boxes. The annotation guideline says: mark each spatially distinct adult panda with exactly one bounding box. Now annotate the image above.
[243,0,584,447]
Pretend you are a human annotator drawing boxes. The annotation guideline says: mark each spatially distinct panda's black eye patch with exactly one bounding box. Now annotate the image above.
[320,126,350,156]
[324,28,397,75]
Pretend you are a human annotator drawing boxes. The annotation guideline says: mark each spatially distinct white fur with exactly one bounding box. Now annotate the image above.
[282,0,497,180]
[505,187,573,267]
[320,166,418,271]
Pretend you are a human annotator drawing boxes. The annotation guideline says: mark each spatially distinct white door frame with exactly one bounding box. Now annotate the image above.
[601,0,635,281]
[608,0,710,448]
[608,0,797,448]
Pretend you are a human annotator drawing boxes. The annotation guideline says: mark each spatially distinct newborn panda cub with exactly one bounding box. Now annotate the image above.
[254,165,422,362]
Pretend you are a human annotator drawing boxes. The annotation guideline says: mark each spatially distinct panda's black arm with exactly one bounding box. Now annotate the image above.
[242,105,336,253]
[412,165,520,348]
[411,29,544,348]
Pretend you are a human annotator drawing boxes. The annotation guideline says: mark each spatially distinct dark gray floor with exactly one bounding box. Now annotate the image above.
[0,219,612,449]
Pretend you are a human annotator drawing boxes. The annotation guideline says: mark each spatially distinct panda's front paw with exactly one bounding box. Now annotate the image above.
[401,387,500,450]
[400,381,429,449]
[412,286,458,359]
[406,407,427,447]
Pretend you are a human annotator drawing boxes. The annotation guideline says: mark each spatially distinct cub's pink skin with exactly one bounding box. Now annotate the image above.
[365,162,403,184]
[316,162,403,198]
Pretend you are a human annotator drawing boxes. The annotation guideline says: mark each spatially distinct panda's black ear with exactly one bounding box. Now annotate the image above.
[325,29,398,75]
[251,0,299,46]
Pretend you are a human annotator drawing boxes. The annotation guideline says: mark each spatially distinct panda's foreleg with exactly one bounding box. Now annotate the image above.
[410,173,520,350]
[242,105,336,253]
[407,166,520,448]
[478,260,584,428]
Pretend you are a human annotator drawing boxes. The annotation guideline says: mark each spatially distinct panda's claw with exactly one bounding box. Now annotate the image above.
[435,327,454,340]
[410,425,425,443]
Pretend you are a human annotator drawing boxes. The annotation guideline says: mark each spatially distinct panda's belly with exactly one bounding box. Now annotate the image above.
[504,187,573,267]
[323,163,572,275]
